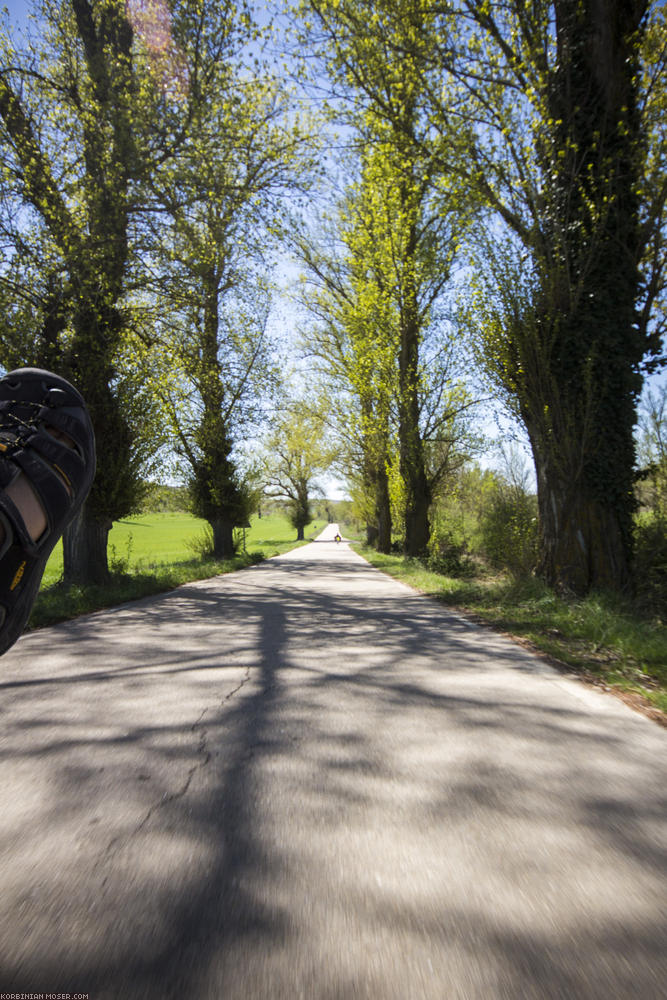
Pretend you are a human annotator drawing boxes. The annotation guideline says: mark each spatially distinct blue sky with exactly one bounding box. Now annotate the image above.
[2,2,29,26]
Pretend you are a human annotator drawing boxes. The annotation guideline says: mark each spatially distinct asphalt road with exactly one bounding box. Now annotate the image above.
[0,525,665,999]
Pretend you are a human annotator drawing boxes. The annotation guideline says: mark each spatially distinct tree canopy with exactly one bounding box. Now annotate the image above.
[0,0,665,593]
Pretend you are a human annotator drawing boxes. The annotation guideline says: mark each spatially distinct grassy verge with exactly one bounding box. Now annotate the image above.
[29,512,323,631]
[355,547,667,721]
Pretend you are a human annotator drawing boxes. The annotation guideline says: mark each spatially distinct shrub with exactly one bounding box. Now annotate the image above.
[477,482,538,576]
[186,525,216,559]
[428,508,471,576]
[634,514,667,614]
[426,542,470,577]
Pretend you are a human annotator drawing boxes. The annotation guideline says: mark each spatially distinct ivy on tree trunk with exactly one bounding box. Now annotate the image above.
[527,0,648,592]
[454,0,660,594]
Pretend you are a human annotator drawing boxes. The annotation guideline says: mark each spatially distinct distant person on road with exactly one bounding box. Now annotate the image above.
[334,533,342,543]
[0,368,95,656]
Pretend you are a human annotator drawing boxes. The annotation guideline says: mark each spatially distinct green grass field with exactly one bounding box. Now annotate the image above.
[40,511,324,588]
[30,511,324,630]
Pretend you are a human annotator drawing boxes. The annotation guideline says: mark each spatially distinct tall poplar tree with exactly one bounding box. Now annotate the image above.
[292,178,396,551]
[428,1,666,592]
[300,0,470,556]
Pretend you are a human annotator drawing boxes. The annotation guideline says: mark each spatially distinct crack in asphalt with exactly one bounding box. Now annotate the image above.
[101,664,253,870]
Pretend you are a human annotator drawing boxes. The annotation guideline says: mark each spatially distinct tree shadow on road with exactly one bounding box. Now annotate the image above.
[0,556,665,998]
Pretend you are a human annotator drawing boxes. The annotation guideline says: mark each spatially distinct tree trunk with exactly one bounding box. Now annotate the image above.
[531,439,631,594]
[375,462,392,554]
[211,517,235,559]
[397,217,431,559]
[63,504,111,585]
[399,368,431,558]
[403,472,431,558]
[296,524,305,541]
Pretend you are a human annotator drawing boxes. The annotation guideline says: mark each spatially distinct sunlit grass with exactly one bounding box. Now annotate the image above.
[31,511,323,630]
[40,511,323,586]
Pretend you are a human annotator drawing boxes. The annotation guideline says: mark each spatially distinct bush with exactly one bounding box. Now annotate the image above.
[634,514,667,614]
[427,514,471,577]
[428,464,537,578]
[426,544,470,577]
[186,524,216,559]
[477,482,538,576]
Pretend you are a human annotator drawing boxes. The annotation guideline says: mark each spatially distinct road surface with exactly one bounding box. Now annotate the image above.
[0,525,665,998]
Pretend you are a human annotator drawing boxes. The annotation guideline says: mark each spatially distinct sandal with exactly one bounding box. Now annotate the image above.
[0,368,96,655]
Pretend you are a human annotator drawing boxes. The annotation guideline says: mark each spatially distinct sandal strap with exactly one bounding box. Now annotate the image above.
[0,429,80,523]
[0,451,20,490]
[27,429,87,494]
[0,397,89,456]
[0,381,91,523]
[36,404,90,454]
[0,510,14,562]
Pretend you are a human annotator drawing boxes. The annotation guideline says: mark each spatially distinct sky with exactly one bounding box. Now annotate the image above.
[2,2,29,27]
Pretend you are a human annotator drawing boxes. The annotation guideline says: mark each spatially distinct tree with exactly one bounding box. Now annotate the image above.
[265,407,335,540]
[0,0,148,582]
[298,0,473,556]
[157,276,278,557]
[138,2,314,558]
[291,186,396,551]
[432,1,666,593]
[0,0,213,582]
